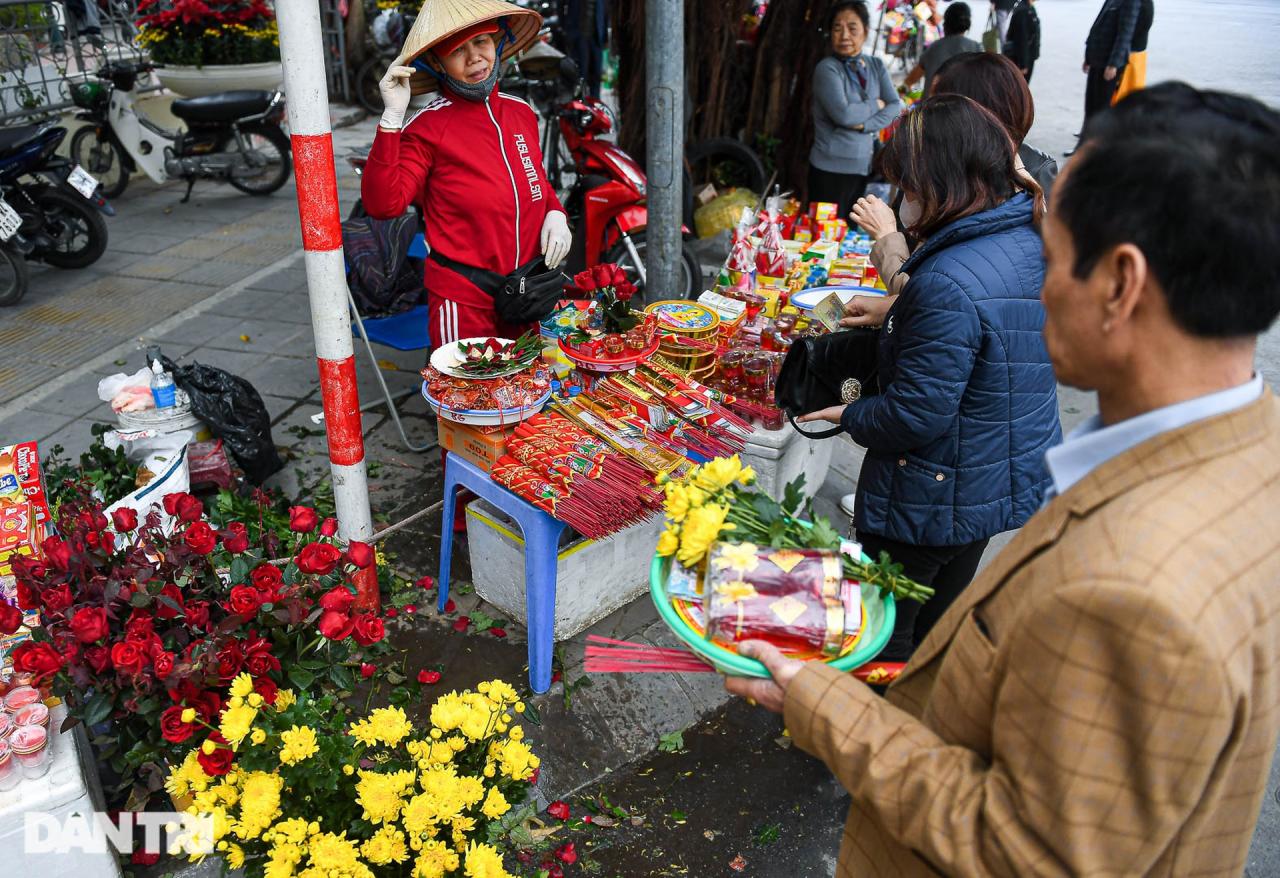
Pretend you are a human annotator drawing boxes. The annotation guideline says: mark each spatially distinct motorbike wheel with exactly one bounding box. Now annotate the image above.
[69,126,130,199]
[354,57,386,116]
[0,242,29,306]
[34,186,108,270]
[687,136,769,197]
[604,229,704,305]
[226,124,293,196]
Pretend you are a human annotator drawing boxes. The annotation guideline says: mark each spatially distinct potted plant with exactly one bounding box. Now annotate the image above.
[134,0,283,97]
[6,482,389,810]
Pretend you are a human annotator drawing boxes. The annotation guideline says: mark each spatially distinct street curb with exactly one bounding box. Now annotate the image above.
[330,103,369,130]
[0,249,306,424]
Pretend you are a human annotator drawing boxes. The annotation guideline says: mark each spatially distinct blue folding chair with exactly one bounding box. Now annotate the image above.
[347,232,434,452]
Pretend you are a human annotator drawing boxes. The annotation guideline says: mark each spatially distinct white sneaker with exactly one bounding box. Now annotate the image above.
[839,493,857,518]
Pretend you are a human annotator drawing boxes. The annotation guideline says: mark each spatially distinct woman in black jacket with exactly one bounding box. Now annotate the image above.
[1004,0,1040,81]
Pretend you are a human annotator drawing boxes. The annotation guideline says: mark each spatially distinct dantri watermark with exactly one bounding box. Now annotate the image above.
[24,810,215,856]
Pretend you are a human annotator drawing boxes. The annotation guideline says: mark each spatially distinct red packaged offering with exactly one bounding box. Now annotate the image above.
[704,542,855,657]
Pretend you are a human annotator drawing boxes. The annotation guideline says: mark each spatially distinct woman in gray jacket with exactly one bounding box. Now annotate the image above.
[808,1,901,217]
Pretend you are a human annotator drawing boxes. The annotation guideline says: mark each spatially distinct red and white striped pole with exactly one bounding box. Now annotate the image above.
[276,0,378,610]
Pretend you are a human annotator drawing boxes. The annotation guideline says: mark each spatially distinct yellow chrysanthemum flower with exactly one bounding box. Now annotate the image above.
[306,831,363,873]
[355,768,416,824]
[278,725,320,766]
[429,693,469,735]
[224,841,245,870]
[483,680,518,706]
[180,707,196,723]
[273,689,296,712]
[348,706,413,747]
[235,771,283,840]
[361,825,410,865]
[229,672,255,699]
[267,817,315,845]
[165,750,209,799]
[656,524,680,557]
[412,839,460,878]
[677,503,731,566]
[663,483,691,522]
[480,786,510,820]
[250,729,267,746]
[428,740,455,765]
[694,455,744,493]
[491,738,537,781]
[463,840,515,878]
[219,704,258,749]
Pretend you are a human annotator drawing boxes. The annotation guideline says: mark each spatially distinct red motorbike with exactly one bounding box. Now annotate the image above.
[553,95,703,302]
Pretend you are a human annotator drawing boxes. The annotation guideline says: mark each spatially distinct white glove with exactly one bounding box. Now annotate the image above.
[378,65,415,130]
[540,210,571,269]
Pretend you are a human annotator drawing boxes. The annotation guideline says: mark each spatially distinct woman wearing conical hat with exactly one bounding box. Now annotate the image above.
[361,0,571,349]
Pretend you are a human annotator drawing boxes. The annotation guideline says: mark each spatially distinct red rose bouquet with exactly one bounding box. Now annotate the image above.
[9,482,390,809]
[572,262,640,334]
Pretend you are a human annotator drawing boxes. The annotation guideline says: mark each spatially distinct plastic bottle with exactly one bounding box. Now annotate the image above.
[149,360,176,409]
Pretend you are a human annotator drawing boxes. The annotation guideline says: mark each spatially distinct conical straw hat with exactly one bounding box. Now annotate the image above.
[393,0,542,95]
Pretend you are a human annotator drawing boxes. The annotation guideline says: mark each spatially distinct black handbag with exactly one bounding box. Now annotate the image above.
[429,250,568,324]
[774,327,880,439]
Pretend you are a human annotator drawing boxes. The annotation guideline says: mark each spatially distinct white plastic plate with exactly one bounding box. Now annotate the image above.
[428,336,537,380]
[790,284,885,312]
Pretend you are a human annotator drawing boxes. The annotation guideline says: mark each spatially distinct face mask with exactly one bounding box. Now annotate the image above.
[898,195,922,230]
[444,63,499,102]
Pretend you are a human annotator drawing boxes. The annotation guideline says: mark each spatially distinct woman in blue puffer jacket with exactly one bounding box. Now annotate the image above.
[800,95,1062,661]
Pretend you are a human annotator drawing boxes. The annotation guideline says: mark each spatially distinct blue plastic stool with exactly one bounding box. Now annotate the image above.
[436,453,567,694]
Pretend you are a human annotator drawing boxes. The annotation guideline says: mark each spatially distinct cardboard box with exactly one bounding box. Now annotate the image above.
[809,201,838,221]
[436,418,514,472]
[0,441,49,529]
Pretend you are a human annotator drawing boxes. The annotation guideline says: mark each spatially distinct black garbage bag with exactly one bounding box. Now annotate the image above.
[161,357,283,484]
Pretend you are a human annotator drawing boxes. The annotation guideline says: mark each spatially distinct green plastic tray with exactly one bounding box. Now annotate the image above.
[648,552,896,678]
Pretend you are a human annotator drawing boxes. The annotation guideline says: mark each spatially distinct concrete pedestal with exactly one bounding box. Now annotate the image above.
[467,500,665,641]
[740,421,834,502]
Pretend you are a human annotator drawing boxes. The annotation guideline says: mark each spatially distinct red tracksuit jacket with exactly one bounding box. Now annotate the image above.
[361,85,564,339]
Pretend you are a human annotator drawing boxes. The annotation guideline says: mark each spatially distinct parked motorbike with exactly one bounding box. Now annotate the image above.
[554,93,702,301]
[68,61,292,202]
[0,119,114,304]
[509,52,703,301]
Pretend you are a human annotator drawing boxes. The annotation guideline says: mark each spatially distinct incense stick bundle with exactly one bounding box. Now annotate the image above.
[583,636,906,682]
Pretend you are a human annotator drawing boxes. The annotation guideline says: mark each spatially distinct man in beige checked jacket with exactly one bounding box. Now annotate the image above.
[728,83,1280,876]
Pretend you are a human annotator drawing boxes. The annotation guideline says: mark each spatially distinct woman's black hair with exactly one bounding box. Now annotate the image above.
[825,1,870,34]
[877,94,1037,238]
[943,2,972,35]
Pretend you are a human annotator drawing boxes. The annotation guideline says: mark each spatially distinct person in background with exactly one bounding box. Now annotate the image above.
[809,0,901,218]
[902,2,980,97]
[728,81,1280,878]
[1081,0,1142,124]
[1112,0,1155,104]
[1004,0,1040,81]
[990,0,1016,43]
[841,52,1056,339]
[801,95,1061,663]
